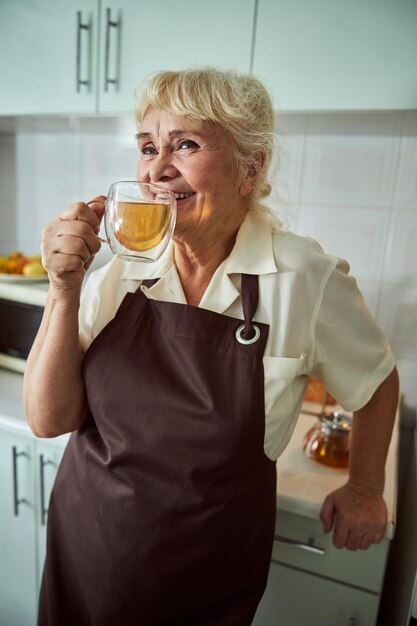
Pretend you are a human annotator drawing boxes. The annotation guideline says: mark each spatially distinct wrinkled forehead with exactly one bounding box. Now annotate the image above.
[138,107,229,143]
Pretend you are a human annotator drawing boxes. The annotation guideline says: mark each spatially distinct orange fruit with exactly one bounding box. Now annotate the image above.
[6,256,29,274]
[22,261,47,276]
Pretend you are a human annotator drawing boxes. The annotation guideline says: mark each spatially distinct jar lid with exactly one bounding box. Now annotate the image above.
[320,411,352,432]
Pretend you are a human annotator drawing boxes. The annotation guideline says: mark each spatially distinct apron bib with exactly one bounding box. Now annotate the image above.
[38,274,277,626]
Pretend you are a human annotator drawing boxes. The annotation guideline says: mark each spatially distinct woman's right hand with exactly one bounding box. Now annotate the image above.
[41,196,106,292]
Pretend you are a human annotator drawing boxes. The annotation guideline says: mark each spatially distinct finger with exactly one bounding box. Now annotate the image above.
[45,250,86,275]
[87,195,106,204]
[332,517,350,549]
[41,233,100,281]
[58,202,101,232]
[52,220,102,256]
[373,529,386,544]
[84,256,96,271]
[87,196,106,225]
[52,235,96,262]
[42,249,85,275]
[345,530,362,551]
[359,533,375,550]
[320,496,335,534]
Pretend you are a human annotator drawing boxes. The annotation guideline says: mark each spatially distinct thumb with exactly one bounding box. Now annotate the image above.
[87,195,106,226]
[320,494,336,534]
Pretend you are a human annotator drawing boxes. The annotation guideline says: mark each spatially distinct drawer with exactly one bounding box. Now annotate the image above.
[273,509,390,593]
[254,560,379,626]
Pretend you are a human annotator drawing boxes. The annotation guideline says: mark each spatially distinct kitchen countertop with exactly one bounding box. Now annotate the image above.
[0,369,398,537]
[276,402,398,539]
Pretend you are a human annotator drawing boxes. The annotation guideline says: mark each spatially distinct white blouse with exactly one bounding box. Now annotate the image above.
[79,211,395,461]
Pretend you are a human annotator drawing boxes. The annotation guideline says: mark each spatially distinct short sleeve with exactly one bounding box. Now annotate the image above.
[79,272,100,353]
[311,257,396,412]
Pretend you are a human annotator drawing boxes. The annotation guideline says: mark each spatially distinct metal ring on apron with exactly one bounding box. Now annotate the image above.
[235,324,261,345]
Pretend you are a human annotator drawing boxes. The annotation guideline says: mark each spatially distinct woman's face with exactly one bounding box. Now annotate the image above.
[136,108,252,245]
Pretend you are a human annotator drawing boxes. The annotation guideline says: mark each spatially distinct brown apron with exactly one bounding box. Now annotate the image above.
[38,274,277,626]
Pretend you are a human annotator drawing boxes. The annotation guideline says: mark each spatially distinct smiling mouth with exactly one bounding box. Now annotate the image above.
[155,192,195,201]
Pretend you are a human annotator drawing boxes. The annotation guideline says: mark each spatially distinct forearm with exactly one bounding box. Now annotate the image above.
[24,286,88,437]
[348,366,399,494]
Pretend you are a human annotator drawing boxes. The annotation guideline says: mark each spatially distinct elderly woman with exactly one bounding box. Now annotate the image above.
[25,68,399,625]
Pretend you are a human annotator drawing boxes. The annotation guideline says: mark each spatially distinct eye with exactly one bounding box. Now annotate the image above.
[176,139,199,151]
[140,144,158,157]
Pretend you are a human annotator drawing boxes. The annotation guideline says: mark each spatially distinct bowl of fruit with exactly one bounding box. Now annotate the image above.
[0,251,48,282]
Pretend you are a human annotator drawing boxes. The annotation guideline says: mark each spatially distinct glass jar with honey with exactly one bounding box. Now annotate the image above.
[303,412,352,468]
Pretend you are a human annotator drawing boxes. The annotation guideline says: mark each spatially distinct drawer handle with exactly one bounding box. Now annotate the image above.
[12,446,30,516]
[39,454,57,526]
[274,534,325,555]
[76,11,91,93]
[104,7,120,91]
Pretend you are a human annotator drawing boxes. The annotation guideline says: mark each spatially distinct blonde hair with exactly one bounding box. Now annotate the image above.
[135,67,280,226]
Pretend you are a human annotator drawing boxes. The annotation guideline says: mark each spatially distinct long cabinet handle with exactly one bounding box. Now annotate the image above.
[274,534,325,556]
[12,446,29,516]
[104,7,120,91]
[76,10,91,92]
[39,454,57,526]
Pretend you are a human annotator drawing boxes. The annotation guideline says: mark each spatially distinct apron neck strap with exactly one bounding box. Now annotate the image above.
[140,278,159,289]
[240,274,259,341]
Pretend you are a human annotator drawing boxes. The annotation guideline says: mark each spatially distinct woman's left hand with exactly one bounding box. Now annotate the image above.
[320,480,387,550]
[320,368,399,551]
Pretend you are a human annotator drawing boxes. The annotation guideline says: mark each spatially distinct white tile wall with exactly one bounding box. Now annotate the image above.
[273,114,307,229]
[301,113,402,208]
[378,284,417,361]
[397,359,417,409]
[0,134,17,252]
[271,110,417,411]
[78,131,138,201]
[0,110,416,409]
[5,117,138,262]
[15,132,79,254]
[384,211,417,284]
[393,113,417,210]
[296,205,390,281]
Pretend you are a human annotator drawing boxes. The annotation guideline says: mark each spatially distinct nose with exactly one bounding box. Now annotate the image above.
[147,152,178,183]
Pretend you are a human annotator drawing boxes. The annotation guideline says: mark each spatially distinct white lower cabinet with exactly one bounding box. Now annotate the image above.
[0,428,65,626]
[254,560,379,626]
[253,510,389,626]
[0,432,37,626]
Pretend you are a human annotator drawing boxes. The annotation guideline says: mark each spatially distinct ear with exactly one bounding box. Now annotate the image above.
[239,152,266,197]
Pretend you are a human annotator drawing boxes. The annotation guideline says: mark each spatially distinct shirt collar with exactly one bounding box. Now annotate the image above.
[225,210,278,275]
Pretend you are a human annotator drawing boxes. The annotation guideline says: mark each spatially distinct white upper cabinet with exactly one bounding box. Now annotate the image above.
[252,0,417,111]
[1,0,415,115]
[0,0,255,116]
[0,0,99,115]
[98,0,256,113]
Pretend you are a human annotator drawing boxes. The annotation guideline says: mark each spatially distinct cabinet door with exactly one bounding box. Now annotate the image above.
[35,441,65,591]
[0,432,37,626]
[273,509,389,593]
[98,0,256,113]
[253,561,379,626]
[0,0,98,115]
[253,0,417,111]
